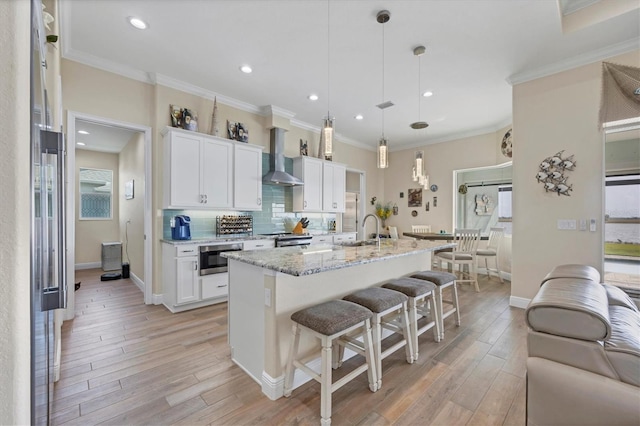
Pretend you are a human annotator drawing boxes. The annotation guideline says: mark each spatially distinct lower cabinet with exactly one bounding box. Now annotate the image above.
[162,243,229,313]
[333,233,357,243]
[310,235,333,245]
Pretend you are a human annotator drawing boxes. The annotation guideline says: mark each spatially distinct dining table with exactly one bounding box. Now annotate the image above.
[403,232,488,241]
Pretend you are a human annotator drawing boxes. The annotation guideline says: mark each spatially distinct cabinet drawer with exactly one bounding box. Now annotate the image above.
[333,233,356,242]
[176,245,199,257]
[202,273,229,299]
[311,235,333,245]
[243,239,275,251]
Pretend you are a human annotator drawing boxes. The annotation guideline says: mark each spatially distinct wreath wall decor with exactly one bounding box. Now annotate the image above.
[536,150,576,196]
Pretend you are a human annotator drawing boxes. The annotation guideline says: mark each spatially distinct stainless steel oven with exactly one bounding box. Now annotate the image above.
[199,243,242,276]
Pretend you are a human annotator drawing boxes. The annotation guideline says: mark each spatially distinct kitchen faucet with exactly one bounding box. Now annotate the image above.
[362,214,380,248]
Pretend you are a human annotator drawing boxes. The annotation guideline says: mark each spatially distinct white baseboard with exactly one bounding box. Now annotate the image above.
[152,293,163,305]
[510,296,530,309]
[130,271,144,293]
[75,262,101,270]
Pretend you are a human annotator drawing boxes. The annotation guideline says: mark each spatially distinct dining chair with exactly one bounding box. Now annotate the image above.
[411,225,431,233]
[476,227,504,283]
[434,228,481,292]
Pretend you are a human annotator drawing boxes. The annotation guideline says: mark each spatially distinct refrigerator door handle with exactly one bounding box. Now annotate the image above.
[40,129,67,311]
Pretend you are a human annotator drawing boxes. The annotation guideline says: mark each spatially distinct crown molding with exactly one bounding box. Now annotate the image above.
[507,38,640,85]
[261,105,297,120]
[391,120,512,153]
[290,119,376,152]
[63,48,153,84]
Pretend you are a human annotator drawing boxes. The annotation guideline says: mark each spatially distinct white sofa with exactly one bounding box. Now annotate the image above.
[525,264,640,425]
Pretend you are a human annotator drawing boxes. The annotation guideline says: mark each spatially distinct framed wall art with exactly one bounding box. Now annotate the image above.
[408,188,422,207]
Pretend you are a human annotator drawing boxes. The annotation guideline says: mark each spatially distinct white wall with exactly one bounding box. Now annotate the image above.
[0,1,31,424]
[119,133,145,280]
[75,150,120,265]
[511,50,640,303]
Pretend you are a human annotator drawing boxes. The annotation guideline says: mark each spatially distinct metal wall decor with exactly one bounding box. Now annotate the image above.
[536,150,576,196]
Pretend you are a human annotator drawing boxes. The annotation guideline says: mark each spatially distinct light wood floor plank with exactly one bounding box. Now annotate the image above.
[53,268,526,425]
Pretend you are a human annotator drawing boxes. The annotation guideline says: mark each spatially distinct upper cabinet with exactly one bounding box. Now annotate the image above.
[293,156,323,212]
[323,162,346,212]
[163,127,262,210]
[292,156,346,213]
[233,143,263,211]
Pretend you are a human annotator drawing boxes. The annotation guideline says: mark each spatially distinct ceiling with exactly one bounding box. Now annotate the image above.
[60,1,639,152]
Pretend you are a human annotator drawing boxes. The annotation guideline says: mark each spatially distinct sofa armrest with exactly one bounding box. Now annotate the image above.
[540,263,600,286]
[526,278,611,341]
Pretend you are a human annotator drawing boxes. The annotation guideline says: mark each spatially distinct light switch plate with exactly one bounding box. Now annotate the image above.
[579,219,587,231]
[557,219,577,230]
[590,219,597,232]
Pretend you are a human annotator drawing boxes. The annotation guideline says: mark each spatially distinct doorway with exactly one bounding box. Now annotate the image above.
[342,169,366,240]
[603,122,640,294]
[65,111,153,321]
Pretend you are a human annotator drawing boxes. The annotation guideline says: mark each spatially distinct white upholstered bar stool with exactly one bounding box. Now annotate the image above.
[411,225,432,233]
[476,227,504,283]
[381,278,441,361]
[434,228,481,292]
[283,300,378,425]
[342,287,414,389]
[410,270,460,340]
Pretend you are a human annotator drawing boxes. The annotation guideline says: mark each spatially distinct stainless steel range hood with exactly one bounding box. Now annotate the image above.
[262,127,304,186]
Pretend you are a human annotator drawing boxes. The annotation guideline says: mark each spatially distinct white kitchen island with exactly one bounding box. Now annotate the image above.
[222,239,455,400]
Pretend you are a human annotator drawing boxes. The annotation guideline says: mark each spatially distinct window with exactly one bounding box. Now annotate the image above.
[605,174,640,258]
[79,168,113,219]
[498,185,512,235]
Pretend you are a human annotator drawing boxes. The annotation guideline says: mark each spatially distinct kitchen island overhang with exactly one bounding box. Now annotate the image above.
[222,239,455,400]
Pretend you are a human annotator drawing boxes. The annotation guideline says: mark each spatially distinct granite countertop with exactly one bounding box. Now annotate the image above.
[160,231,356,245]
[222,239,455,276]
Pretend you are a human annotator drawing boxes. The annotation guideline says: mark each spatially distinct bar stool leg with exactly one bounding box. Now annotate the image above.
[372,315,383,389]
[320,335,333,426]
[400,301,414,363]
[363,318,378,392]
[407,298,420,361]
[428,293,442,342]
[452,282,461,326]
[284,324,300,397]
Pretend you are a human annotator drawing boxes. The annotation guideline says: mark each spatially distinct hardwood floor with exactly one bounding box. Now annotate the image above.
[53,269,526,425]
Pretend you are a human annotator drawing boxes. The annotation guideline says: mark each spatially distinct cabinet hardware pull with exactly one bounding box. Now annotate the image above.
[304,200,307,208]
[217,284,228,288]
[257,198,262,205]
[183,250,194,253]
[194,262,198,270]
[204,194,208,203]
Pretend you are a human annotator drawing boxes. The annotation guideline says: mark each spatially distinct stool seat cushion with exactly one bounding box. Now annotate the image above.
[291,300,372,336]
[476,249,496,256]
[411,270,457,287]
[344,287,408,313]
[435,252,473,261]
[382,277,436,298]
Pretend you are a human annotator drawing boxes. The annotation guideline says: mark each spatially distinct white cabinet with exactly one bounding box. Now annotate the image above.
[322,162,346,212]
[163,128,232,209]
[242,239,275,250]
[163,244,201,311]
[293,157,346,213]
[175,255,200,304]
[293,156,323,212]
[233,144,263,211]
[333,233,356,243]
[201,273,229,300]
[311,235,333,245]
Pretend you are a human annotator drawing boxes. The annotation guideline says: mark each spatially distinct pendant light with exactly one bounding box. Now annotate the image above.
[321,0,334,159]
[411,45,429,188]
[376,10,391,169]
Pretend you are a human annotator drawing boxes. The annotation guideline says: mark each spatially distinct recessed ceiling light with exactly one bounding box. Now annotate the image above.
[308,94,319,101]
[127,17,148,30]
[354,114,364,120]
[78,130,89,135]
[76,142,86,146]
[422,91,433,97]
[240,65,252,74]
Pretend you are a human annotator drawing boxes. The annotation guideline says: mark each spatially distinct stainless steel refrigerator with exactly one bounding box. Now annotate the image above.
[31,0,67,423]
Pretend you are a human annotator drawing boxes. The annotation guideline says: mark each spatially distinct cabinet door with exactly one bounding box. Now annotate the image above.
[175,256,200,304]
[234,144,263,210]
[202,138,233,208]
[169,132,202,207]
[201,273,229,300]
[323,162,346,212]
[293,157,323,211]
[242,239,275,250]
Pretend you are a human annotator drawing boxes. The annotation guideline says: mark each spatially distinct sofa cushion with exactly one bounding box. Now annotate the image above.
[604,284,639,313]
[605,305,640,387]
[540,264,600,286]
[526,279,611,341]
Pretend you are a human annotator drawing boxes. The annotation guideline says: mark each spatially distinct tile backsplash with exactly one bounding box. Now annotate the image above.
[163,154,336,239]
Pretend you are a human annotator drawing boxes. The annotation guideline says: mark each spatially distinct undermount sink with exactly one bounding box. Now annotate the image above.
[336,239,379,247]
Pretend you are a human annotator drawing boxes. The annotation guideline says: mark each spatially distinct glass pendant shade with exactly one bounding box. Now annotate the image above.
[322,117,334,156]
[378,137,389,169]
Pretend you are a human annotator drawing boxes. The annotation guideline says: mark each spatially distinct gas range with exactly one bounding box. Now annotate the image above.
[259,233,313,247]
